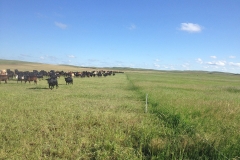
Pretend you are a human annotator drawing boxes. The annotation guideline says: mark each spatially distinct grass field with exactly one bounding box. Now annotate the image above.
[126,71,240,159]
[0,61,240,159]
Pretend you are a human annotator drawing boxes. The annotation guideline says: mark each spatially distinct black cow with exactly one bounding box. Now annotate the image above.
[0,75,8,83]
[46,78,58,90]
[36,74,44,80]
[65,77,73,85]
[17,75,26,83]
[7,71,15,80]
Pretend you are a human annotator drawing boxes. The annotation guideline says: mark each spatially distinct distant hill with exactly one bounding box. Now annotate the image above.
[0,59,161,72]
[0,59,236,75]
[0,59,135,72]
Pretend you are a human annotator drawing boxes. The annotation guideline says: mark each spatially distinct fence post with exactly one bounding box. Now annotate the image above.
[145,94,148,113]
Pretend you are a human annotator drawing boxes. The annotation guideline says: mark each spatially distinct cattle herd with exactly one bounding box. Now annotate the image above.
[0,69,123,90]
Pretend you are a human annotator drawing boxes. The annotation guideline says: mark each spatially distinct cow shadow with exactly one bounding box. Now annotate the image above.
[28,87,49,90]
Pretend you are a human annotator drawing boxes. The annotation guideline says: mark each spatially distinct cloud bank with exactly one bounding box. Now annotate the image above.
[206,61,226,66]
[229,62,240,67]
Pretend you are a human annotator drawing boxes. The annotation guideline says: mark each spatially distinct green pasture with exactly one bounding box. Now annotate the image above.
[0,70,240,159]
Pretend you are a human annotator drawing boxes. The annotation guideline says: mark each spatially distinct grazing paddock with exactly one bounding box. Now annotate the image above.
[0,67,240,159]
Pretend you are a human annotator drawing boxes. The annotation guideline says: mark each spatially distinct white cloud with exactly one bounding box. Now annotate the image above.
[154,63,160,68]
[196,58,203,64]
[229,56,236,59]
[180,23,202,33]
[182,63,189,69]
[163,65,168,69]
[68,55,75,58]
[229,62,240,67]
[55,21,67,29]
[210,56,217,59]
[203,66,209,69]
[182,63,189,66]
[155,59,160,62]
[206,61,226,66]
[128,24,136,30]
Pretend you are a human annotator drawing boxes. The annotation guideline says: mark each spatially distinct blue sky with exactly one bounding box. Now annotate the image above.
[1,0,240,73]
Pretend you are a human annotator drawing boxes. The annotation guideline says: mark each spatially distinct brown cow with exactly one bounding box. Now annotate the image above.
[25,76,38,84]
[0,75,8,83]
[0,69,7,75]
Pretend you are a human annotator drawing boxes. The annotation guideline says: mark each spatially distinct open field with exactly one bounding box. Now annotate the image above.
[1,60,240,159]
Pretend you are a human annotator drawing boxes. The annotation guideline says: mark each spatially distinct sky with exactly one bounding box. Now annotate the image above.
[0,0,240,73]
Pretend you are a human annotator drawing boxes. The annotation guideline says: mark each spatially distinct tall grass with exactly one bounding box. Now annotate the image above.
[126,71,240,159]
[0,73,158,159]
[1,70,239,159]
